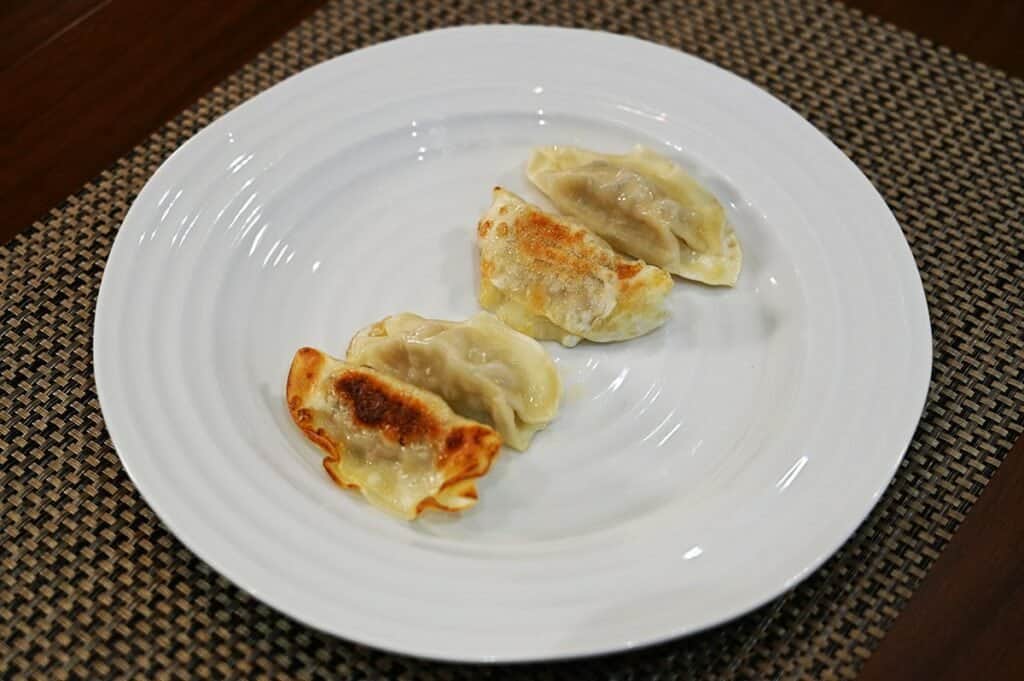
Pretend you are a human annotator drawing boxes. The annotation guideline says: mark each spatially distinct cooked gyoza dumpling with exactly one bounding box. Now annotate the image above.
[477,187,673,347]
[347,312,560,451]
[527,145,742,286]
[286,347,502,519]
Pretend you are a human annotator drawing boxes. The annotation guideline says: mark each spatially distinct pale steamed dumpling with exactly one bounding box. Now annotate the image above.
[347,312,561,451]
[527,145,742,286]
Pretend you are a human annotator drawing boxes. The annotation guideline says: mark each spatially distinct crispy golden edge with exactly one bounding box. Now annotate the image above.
[286,348,502,517]
[422,423,501,513]
[286,347,345,464]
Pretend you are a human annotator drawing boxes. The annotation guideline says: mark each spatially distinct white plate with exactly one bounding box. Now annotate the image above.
[94,26,931,662]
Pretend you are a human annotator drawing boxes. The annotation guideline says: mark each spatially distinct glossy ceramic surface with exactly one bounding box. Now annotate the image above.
[94,27,932,662]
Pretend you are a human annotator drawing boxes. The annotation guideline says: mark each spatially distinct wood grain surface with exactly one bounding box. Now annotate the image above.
[858,436,1024,681]
[850,0,1024,76]
[2,2,1021,679]
[0,0,324,238]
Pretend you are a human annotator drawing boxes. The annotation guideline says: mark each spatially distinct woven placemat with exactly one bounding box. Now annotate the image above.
[2,0,1022,678]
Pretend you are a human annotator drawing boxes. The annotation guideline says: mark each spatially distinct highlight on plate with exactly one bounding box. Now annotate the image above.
[285,143,741,519]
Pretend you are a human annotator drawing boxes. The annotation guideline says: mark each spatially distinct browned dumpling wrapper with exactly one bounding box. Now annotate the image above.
[286,347,502,519]
[477,187,673,347]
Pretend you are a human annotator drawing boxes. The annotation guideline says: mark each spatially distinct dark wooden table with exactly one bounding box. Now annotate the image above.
[2,2,1021,679]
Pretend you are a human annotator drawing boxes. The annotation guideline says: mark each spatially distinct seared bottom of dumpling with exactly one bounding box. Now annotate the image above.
[286,347,502,519]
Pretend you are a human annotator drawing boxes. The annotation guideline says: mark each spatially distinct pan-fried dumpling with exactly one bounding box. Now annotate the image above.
[286,347,502,519]
[527,145,742,286]
[347,312,560,451]
[477,187,673,347]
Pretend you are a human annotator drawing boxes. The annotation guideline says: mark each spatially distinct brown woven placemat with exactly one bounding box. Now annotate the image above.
[2,0,1022,678]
